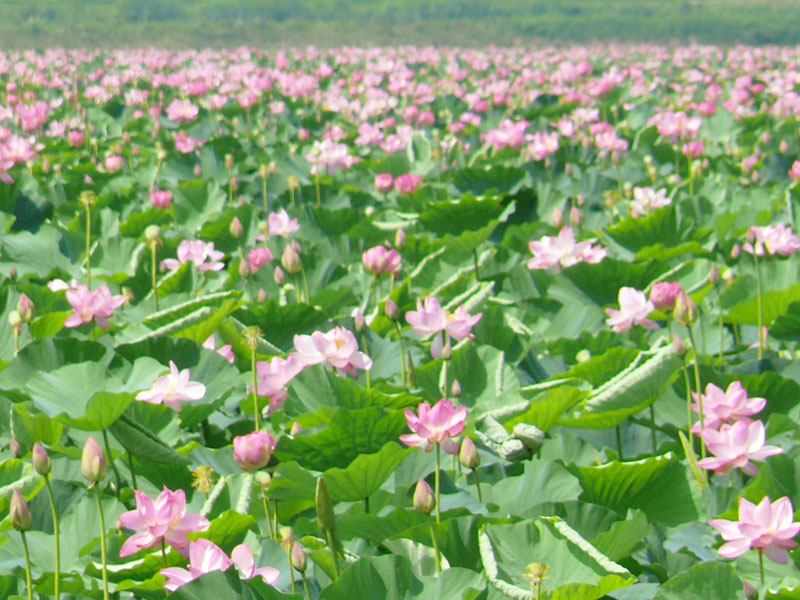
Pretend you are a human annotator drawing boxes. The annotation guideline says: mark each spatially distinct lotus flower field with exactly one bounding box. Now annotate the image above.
[4,43,800,599]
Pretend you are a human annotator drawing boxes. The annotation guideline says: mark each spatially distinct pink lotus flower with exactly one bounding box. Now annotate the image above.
[605,287,659,333]
[64,284,126,330]
[105,155,125,173]
[743,224,800,257]
[710,496,800,564]
[248,247,273,273]
[649,281,683,311]
[231,544,280,584]
[405,297,482,359]
[395,173,422,195]
[267,209,300,238]
[161,240,225,272]
[698,420,783,476]
[166,98,199,123]
[120,487,209,558]
[293,327,372,376]
[174,133,205,154]
[483,119,528,151]
[135,361,206,412]
[690,381,766,434]
[630,187,671,217]
[150,189,172,209]
[160,539,231,591]
[68,130,85,147]
[790,160,800,182]
[202,334,234,364]
[254,354,304,414]
[305,139,356,175]
[400,399,467,453]
[234,431,277,472]
[374,173,394,193]
[527,227,607,272]
[362,245,401,275]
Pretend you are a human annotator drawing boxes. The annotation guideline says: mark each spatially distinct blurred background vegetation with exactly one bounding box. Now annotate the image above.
[1,0,799,48]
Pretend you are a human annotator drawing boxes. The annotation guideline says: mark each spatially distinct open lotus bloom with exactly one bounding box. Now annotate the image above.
[697,420,783,476]
[605,287,659,333]
[690,381,766,434]
[293,327,372,376]
[743,224,800,257]
[400,398,467,453]
[405,297,482,358]
[231,544,280,584]
[527,226,607,272]
[61,283,126,330]
[160,539,232,591]
[161,240,225,272]
[710,496,800,564]
[135,361,206,412]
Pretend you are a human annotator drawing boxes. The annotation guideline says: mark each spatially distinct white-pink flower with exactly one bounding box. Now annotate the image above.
[710,496,800,564]
[161,240,225,272]
[231,544,280,584]
[405,297,482,359]
[630,187,671,217]
[202,334,234,364]
[605,287,659,333]
[743,224,800,257]
[527,227,607,272]
[166,98,199,123]
[63,284,126,330]
[135,361,206,412]
[268,209,300,238]
[400,399,467,453]
[254,354,304,415]
[690,381,766,434]
[160,539,232,592]
[293,327,372,376]
[698,420,783,476]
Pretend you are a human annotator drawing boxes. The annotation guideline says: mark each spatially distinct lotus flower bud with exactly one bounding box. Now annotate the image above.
[374,173,394,194]
[10,490,32,531]
[709,265,721,285]
[8,310,22,334]
[385,299,400,321]
[743,580,759,600]
[10,439,22,457]
[459,437,480,469]
[353,308,366,333]
[225,153,234,169]
[291,542,307,572]
[413,479,435,515]
[81,435,107,483]
[552,207,564,228]
[233,431,276,473]
[524,562,549,587]
[451,379,461,398]
[282,241,303,274]
[194,164,202,177]
[673,290,698,326]
[780,140,790,155]
[280,526,294,550]
[32,442,51,476]
[365,206,375,218]
[650,282,683,311]
[731,243,741,260]
[290,422,304,436]
[239,260,250,277]
[257,288,268,303]
[229,216,244,239]
[394,227,407,249]
[274,266,286,286]
[9,266,17,280]
[569,205,584,228]
[440,338,452,360]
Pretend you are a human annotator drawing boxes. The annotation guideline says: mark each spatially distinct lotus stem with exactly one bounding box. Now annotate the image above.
[754,251,765,359]
[325,528,341,577]
[435,444,441,524]
[302,571,312,600]
[428,518,442,575]
[127,451,137,490]
[396,323,407,387]
[759,548,765,584]
[44,476,61,600]
[288,545,296,594]
[150,243,159,311]
[251,345,261,432]
[21,530,33,600]
[649,405,657,454]
[472,468,483,503]
[85,203,92,289]
[102,429,123,497]
[95,486,110,600]
[686,326,706,458]
[263,496,275,539]
[616,425,624,461]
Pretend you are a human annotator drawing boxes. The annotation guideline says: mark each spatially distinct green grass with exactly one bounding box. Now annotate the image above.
[0,0,798,48]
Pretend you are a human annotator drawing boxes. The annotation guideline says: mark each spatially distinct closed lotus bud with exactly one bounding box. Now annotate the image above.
[451,378,461,398]
[10,490,33,531]
[225,153,234,169]
[290,422,304,436]
[8,310,22,333]
[413,479,435,515]
[780,140,790,154]
[746,228,756,245]
[257,288,268,303]
[233,431,276,473]
[9,266,17,280]
[274,266,286,286]
[552,207,564,228]
[144,225,161,247]
[743,579,759,600]
[440,338,452,360]
[291,542,307,572]
[673,290,698,326]
[282,241,303,274]
[259,163,269,179]
[385,299,400,321]
[709,265,721,285]
[10,439,22,457]
[569,205,584,228]
[353,308,366,332]
[32,442,51,476]
[672,334,687,357]
[230,216,244,239]
[194,164,202,177]
[731,243,741,260]
[395,227,407,249]
[81,435,107,483]
[280,526,294,550]
[459,437,480,469]
[365,206,375,218]
[239,259,250,277]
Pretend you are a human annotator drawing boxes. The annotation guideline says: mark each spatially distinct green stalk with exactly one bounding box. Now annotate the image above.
[262,174,268,215]
[395,323,407,386]
[759,548,765,584]
[95,486,110,600]
[228,166,234,205]
[161,539,168,568]
[649,405,657,454]
[435,444,441,524]
[428,518,442,575]
[251,346,261,432]
[263,496,275,539]
[21,530,33,600]
[472,468,483,503]
[85,203,92,289]
[301,570,312,600]
[127,452,138,490]
[754,251,765,359]
[150,243,159,311]
[686,326,706,458]
[325,528,341,577]
[314,172,321,208]
[683,363,694,447]
[301,267,311,304]
[44,476,61,600]
[716,287,724,361]
[615,425,624,461]
[288,545,297,594]
[13,328,19,356]
[102,429,123,497]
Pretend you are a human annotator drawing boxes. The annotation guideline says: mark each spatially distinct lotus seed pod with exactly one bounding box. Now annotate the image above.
[225,153,234,169]
[413,479,435,515]
[575,349,591,363]
[8,310,22,333]
[144,225,161,245]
